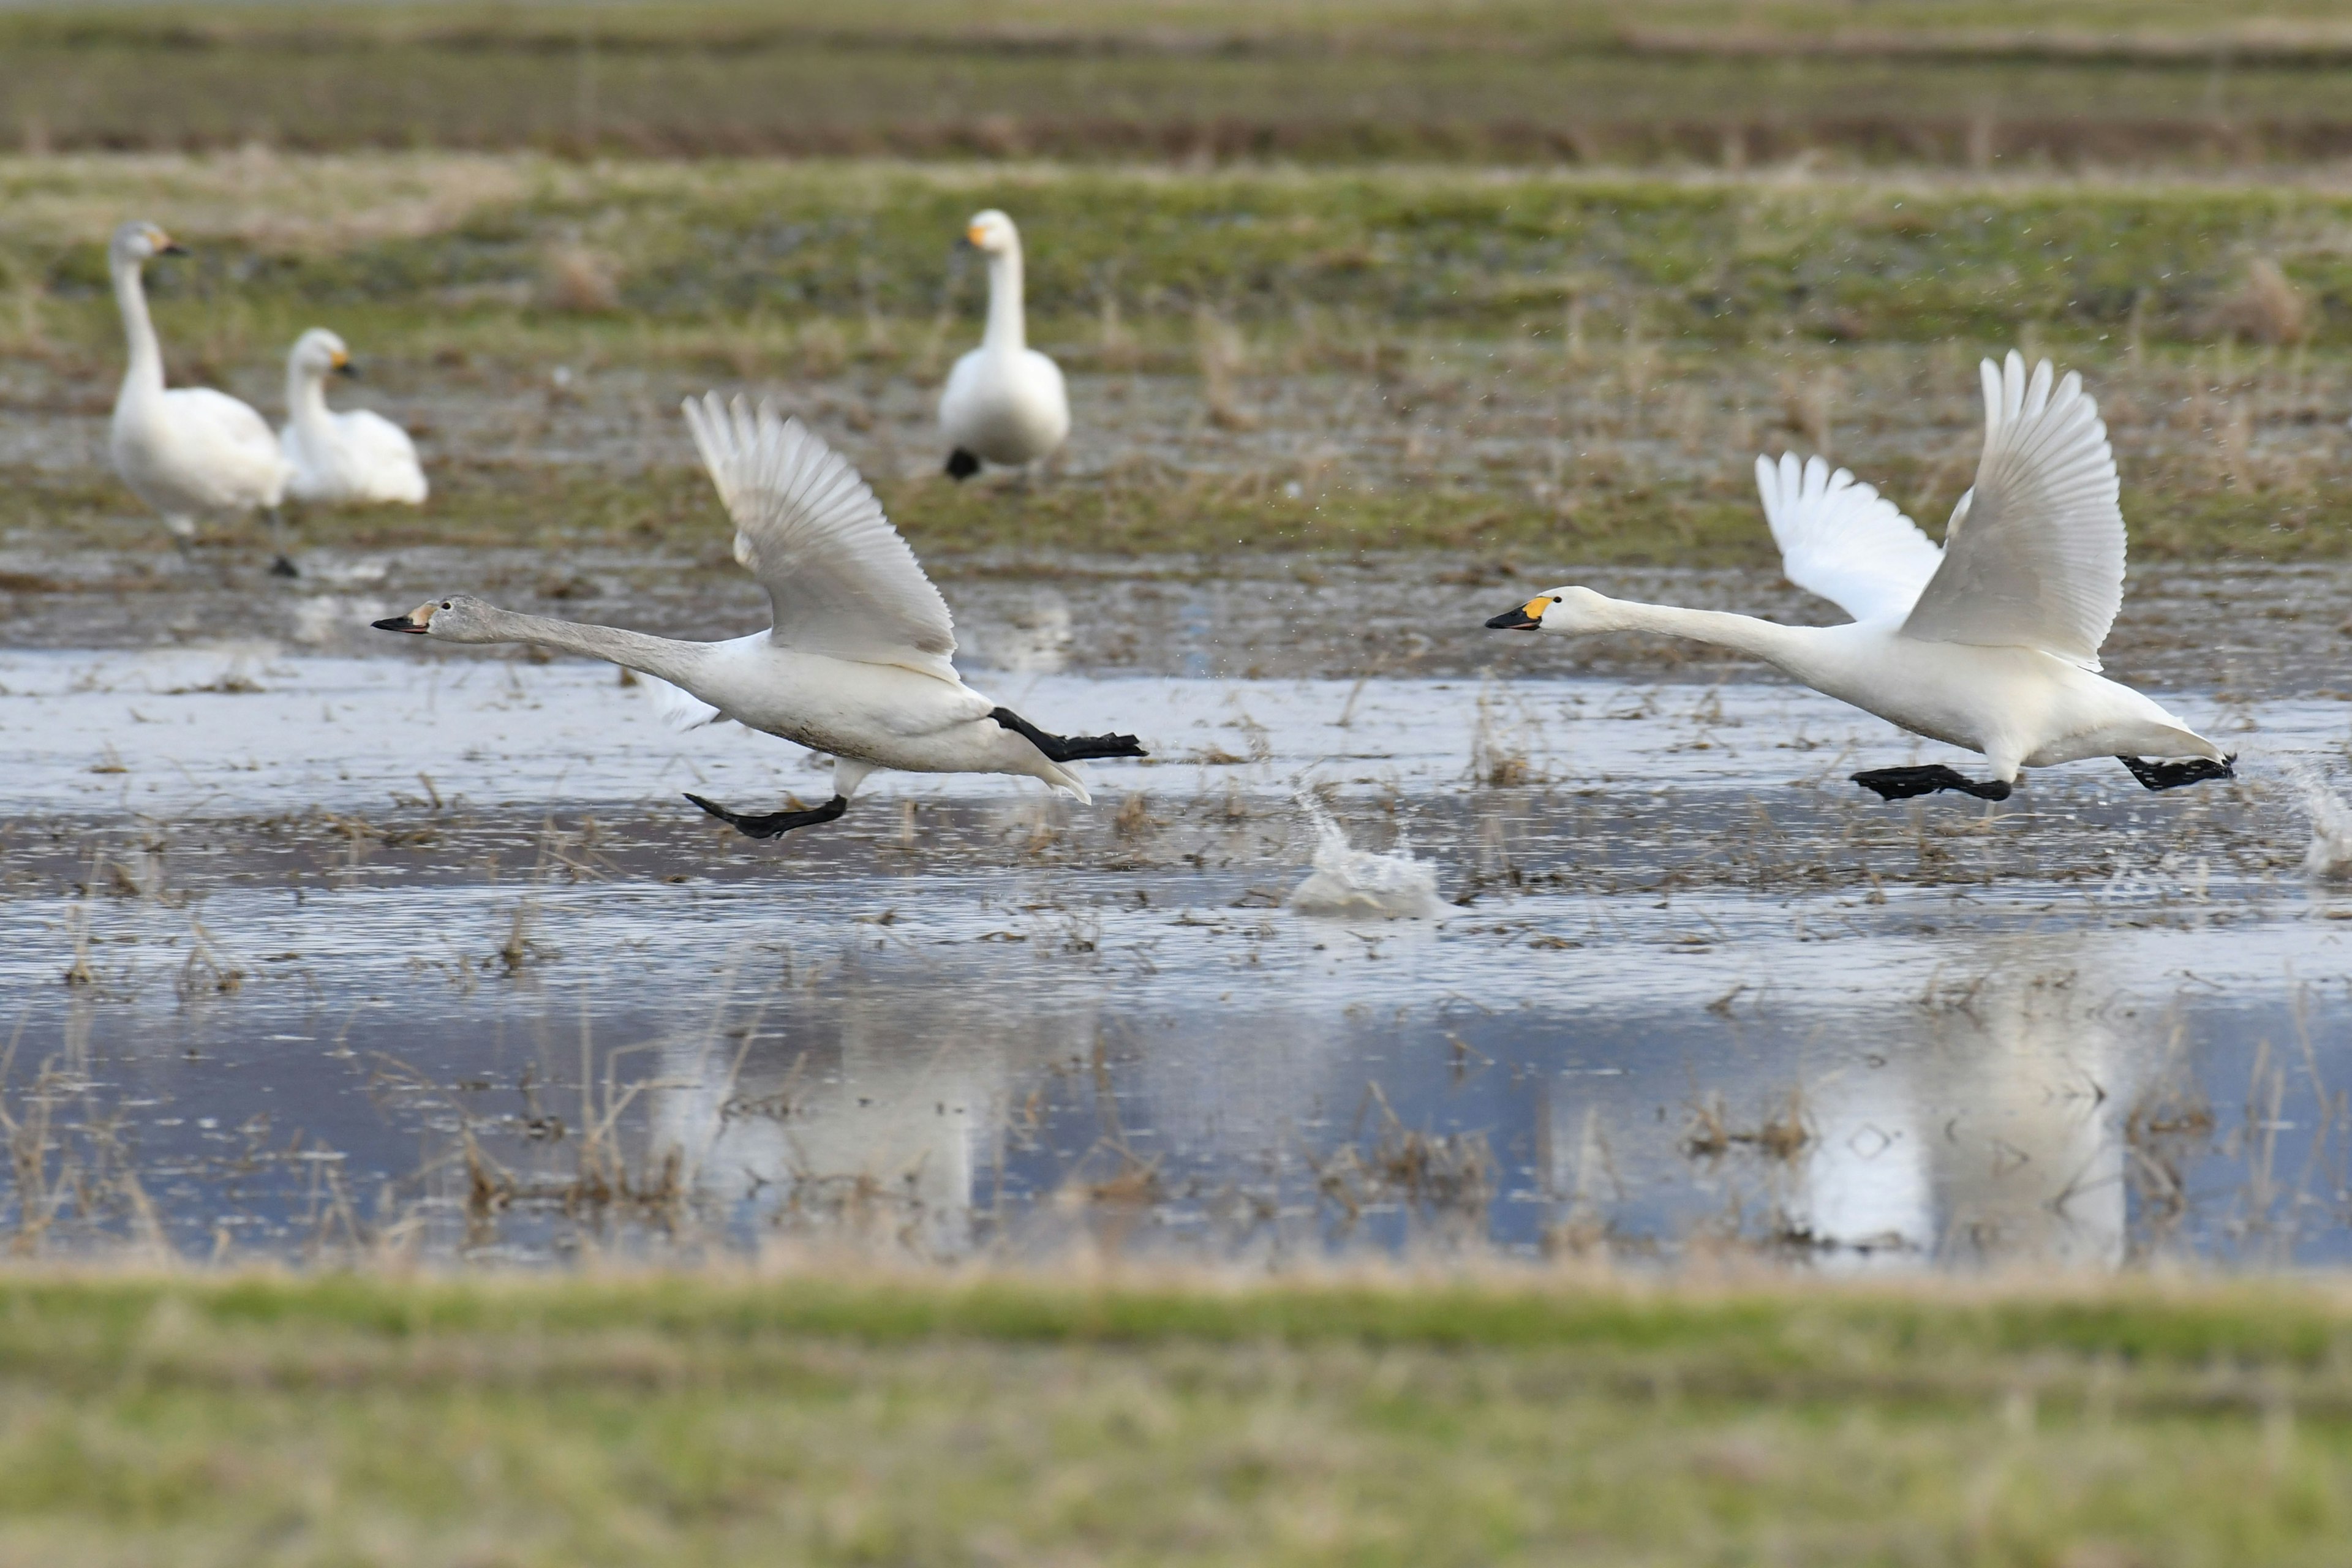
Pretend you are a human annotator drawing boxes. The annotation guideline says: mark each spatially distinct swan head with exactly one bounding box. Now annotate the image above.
[963,209,1019,255]
[1485,586,1610,634]
[110,221,186,266]
[290,327,356,380]
[371,594,500,643]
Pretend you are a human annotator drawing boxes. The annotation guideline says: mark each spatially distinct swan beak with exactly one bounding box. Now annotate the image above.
[159,241,189,257]
[334,356,360,379]
[371,604,433,634]
[1485,597,1552,630]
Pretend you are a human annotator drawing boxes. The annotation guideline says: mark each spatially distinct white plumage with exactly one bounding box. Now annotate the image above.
[1494,353,2232,801]
[280,327,428,506]
[105,221,292,546]
[937,209,1069,479]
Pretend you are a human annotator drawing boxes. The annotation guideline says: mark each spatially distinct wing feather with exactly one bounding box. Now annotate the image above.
[1754,451,1943,624]
[682,394,958,680]
[1899,352,2125,671]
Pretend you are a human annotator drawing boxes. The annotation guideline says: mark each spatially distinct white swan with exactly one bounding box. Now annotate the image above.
[938,209,1069,481]
[280,328,428,506]
[373,394,1145,837]
[107,221,295,569]
[1488,352,2234,801]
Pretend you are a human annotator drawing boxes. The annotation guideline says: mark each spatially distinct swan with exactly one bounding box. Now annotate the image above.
[105,221,296,572]
[372,394,1145,837]
[1487,352,2235,802]
[937,209,1069,481]
[280,328,428,506]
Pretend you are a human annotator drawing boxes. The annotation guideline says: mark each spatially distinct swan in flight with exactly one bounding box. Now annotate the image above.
[1488,352,2234,801]
[107,221,296,573]
[938,209,1069,481]
[280,328,429,507]
[373,394,1145,837]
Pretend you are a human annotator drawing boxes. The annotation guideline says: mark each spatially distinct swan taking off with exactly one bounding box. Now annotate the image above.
[281,328,428,506]
[107,221,296,571]
[373,395,1145,839]
[1488,352,2234,802]
[938,209,1069,481]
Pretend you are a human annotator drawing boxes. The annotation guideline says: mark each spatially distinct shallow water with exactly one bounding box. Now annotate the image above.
[4,611,2350,1270]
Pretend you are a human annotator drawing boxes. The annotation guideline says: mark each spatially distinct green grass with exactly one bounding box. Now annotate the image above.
[0,1269,2349,1564]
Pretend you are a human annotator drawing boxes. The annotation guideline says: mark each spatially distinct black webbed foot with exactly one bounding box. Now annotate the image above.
[989,707,1147,763]
[1851,764,2013,802]
[683,792,848,839]
[945,449,981,481]
[2116,753,2237,791]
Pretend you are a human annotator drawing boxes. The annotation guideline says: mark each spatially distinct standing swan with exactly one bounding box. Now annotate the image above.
[280,328,429,507]
[938,209,1069,481]
[1487,352,2234,801]
[373,395,1145,838]
[105,221,296,572]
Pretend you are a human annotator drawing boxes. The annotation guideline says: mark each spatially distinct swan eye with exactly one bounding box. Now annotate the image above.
[440,601,452,610]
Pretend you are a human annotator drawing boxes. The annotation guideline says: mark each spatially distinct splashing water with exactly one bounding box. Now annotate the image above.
[1287,801,1444,919]
[2298,770,2352,881]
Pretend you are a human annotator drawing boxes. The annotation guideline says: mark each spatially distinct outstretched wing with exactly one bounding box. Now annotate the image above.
[1899,352,2125,671]
[682,394,958,681]
[1754,451,1943,624]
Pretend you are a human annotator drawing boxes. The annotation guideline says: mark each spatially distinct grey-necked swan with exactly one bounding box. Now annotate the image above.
[938,209,1069,481]
[1488,352,2233,802]
[107,221,296,571]
[280,328,428,507]
[374,394,1144,837]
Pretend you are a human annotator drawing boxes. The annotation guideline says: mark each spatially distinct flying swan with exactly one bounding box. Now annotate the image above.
[107,221,297,572]
[1487,352,2234,802]
[280,328,429,507]
[938,209,1069,481]
[373,394,1145,837]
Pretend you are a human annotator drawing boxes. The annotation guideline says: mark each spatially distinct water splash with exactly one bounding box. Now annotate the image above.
[1287,800,1444,920]
[2297,769,2352,881]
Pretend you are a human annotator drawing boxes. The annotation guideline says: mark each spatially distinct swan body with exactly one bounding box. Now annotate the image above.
[280,328,428,505]
[938,209,1069,478]
[107,221,292,544]
[375,395,1144,836]
[1490,353,2231,798]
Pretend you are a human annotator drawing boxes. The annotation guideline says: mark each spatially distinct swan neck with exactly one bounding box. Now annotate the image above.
[287,360,333,428]
[477,608,716,688]
[112,256,164,399]
[1601,599,1812,666]
[982,244,1026,353]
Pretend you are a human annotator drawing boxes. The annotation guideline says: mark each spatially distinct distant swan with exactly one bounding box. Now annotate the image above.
[938,209,1069,481]
[1488,352,2234,801]
[375,394,1144,837]
[280,328,428,507]
[106,221,296,572]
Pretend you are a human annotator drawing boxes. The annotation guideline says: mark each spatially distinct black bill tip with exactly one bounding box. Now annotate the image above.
[159,243,189,256]
[372,614,424,633]
[1485,605,1542,630]
[335,360,360,379]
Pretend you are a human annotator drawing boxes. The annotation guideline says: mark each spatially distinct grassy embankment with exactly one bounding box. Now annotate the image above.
[6,0,2352,164]
[0,1268,2348,1563]
[3,156,2348,564]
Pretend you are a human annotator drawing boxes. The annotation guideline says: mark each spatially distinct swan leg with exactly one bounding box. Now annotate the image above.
[265,508,298,578]
[988,706,1147,763]
[2116,753,2237,791]
[682,791,849,839]
[1850,764,2013,802]
[945,449,981,481]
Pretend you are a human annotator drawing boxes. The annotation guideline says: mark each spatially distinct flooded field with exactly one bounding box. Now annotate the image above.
[4,556,2350,1271]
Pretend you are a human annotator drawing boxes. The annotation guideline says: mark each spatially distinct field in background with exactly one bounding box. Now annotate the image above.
[0,1269,2347,1563]
[3,154,2348,563]
[6,0,2352,164]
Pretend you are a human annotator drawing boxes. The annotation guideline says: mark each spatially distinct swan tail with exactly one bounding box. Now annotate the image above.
[1039,759,1093,804]
[638,673,726,730]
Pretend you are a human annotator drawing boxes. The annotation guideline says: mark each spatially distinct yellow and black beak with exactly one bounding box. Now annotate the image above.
[158,239,189,257]
[334,355,359,379]
[371,603,434,635]
[1485,595,1553,630]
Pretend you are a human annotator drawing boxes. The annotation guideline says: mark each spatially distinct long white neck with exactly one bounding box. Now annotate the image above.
[1583,595,1822,676]
[286,358,336,431]
[473,606,721,691]
[982,244,1026,354]
[113,255,165,404]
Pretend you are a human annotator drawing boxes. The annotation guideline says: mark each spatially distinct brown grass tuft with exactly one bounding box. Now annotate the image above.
[2207,257,2311,346]
[540,243,620,314]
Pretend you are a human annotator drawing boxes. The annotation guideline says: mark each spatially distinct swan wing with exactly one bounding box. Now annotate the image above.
[1899,352,2124,671]
[1753,451,1943,623]
[682,393,958,679]
[167,388,290,478]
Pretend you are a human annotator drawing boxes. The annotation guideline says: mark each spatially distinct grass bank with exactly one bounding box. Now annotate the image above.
[0,1268,2348,1564]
